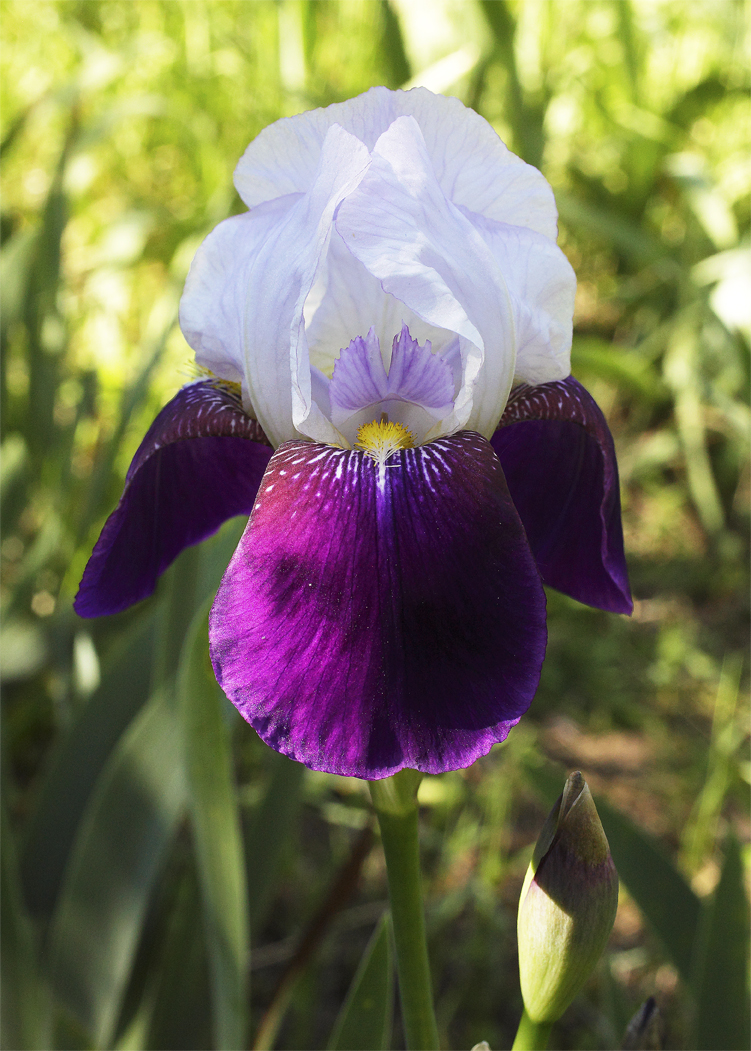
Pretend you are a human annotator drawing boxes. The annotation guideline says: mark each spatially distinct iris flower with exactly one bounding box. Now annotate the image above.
[76,87,631,780]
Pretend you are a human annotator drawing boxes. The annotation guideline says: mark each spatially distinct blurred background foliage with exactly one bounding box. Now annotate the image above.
[1,1,749,1049]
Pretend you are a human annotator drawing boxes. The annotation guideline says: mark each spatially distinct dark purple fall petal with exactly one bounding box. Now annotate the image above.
[493,377,632,614]
[209,433,548,779]
[75,381,272,617]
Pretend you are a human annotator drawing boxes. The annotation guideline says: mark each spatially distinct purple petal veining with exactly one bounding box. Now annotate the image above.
[493,377,632,614]
[75,381,272,617]
[329,324,455,431]
[210,432,547,778]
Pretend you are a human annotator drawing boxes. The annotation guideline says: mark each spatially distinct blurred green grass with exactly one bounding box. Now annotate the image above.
[1,2,749,1049]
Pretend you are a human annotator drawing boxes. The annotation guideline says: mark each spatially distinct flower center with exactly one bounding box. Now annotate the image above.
[327,325,456,448]
[355,416,415,464]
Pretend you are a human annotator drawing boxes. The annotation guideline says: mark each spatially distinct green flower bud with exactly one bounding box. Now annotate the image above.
[517,772,618,1024]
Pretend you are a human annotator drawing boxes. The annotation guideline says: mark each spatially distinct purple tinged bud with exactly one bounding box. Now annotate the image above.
[517,772,618,1024]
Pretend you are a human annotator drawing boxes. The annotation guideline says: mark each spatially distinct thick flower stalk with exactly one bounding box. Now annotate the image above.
[76,87,632,780]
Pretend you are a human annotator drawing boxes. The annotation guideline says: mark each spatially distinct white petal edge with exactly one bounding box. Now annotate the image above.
[335,115,517,440]
[239,123,371,447]
[235,86,558,239]
[464,210,576,385]
[179,197,300,399]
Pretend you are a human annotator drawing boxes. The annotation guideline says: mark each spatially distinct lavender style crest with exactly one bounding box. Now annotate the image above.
[76,87,632,779]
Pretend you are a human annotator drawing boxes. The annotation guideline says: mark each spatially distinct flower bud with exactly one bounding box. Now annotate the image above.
[517,772,618,1024]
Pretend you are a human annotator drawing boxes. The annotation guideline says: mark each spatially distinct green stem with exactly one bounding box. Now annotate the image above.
[512,1007,552,1051]
[370,774,439,1051]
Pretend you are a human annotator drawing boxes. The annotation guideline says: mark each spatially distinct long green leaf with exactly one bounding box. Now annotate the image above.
[21,608,157,925]
[46,690,186,1049]
[692,836,750,1050]
[1,804,51,1051]
[246,749,305,930]
[178,603,249,1051]
[144,866,213,1051]
[327,914,394,1051]
[597,799,701,984]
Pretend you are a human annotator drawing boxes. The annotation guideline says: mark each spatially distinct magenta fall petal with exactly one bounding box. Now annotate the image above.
[493,377,632,615]
[74,381,272,617]
[209,433,548,779]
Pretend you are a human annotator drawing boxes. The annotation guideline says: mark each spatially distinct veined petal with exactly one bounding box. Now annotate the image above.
[463,211,576,386]
[241,123,371,447]
[386,325,455,413]
[329,328,389,420]
[329,326,455,442]
[75,381,272,617]
[493,378,632,614]
[235,87,558,238]
[304,228,458,378]
[209,433,547,778]
[179,197,301,402]
[336,115,516,440]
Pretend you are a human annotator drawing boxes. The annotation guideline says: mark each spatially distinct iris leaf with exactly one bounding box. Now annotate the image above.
[1,804,51,1051]
[45,689,186,1048]
[245,749,305,930]
[178,601,249,1051]
[692,836,750,1050]
[327,914,394,1051]
[597,798,701,984]
[143,866,213,1051]
[20,608,157,926]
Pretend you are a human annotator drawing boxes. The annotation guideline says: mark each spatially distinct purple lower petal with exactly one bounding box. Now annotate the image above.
[210,432,547,779]
[492,377,632,614]
[75,381,272,617]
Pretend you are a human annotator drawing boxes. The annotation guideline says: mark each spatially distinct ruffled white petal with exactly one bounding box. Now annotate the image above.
[239,123,371,447]
[179,197,300,400]
[336,115,516,440]
[183,87,574,449]
[304,228,459,378]
[235,87,558,239]
[464,211,576,385]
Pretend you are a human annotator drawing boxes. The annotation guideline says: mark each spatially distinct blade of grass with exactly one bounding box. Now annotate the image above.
[692,835,750,1050]
[20,607,157,925]
[1,804,51,1051]
[682,656,744,872]
[663,309,725,534]
[252,822,374,1051]
[379,0,411,88]
[597,799,701,985]
[178,601,249,1051]
[46,689,186,1048]
[327,913,394,1051]
[479,0,546,168]
[143,866,213,1051]
[245,749,305,931]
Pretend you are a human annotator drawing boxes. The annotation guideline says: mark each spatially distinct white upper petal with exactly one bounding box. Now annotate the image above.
[336,115,517,439]
[463,210,576,385]
[179,196,300,402]
[304,228,460,378]
[235,86,558,238]
[236,123,371,446]
[183,88,574,448]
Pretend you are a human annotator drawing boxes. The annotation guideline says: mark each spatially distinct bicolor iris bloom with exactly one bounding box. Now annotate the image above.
[75,87,631,779]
